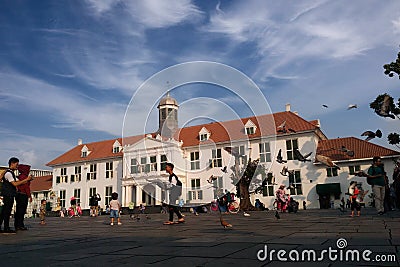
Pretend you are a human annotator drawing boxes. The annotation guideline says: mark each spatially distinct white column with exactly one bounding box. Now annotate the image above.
[122,186,126,207]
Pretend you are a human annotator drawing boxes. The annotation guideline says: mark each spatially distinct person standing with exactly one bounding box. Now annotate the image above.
[39,199,47,225]
[348,181,361,217]
[14,164,32,231]
[365,156,386,215]
[109,192,122,226]
[94,193,101,216]
[163,163,184,225]
[0,157,32,233]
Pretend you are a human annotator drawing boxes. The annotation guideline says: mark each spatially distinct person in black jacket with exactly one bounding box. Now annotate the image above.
[0,158,32,233]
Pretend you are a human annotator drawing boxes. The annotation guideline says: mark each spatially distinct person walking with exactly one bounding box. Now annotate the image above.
[364,156,386,215]
[109,192,122,226]
[14,164,32,231]
[163,163,184,225]
[348,181,361,217]
[0,158,32,233]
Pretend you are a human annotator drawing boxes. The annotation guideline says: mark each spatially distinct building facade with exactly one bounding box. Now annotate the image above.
[47,94,400,210]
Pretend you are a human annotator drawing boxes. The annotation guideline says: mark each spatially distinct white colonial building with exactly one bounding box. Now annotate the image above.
[47,139,124,210]
[47,94,400,210]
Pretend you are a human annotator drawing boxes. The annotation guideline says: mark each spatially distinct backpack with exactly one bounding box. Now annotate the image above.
[1,169,17,197]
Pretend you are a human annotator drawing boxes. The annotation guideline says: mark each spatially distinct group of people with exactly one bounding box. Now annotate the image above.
[274,184,300,213]
[0,157,45,233]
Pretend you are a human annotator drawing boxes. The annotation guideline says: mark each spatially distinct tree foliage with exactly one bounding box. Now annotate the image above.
[383,51,400,79]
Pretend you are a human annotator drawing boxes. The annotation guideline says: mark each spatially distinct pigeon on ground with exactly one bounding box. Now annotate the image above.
[243,212,251,217]
[377,94,396,119]
[221,166,227,173]
[361,130,382,141]
[315,154,340,170]
[294,149,312,162]
[347,104,358,110]
[275,210,280,219]
[207,175,217,184]
[220,216,232,228]
[276,149,287,164]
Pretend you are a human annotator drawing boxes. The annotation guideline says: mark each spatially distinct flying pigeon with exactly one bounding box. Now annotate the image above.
[277,121,287,133]
[220,215,232,228]
[280,166,288,176]
[207,175,218,184]
[277,120,286,129]
[275,210,280,219]
[340,146,355,157]
[294,149,312,162]
[224,147,240,157]
[377,94,396,119]
[315,154,340,170]
[322,105,328,108]
[221,166,227,173]
[276,149,287,164]
[347,104,358,110]
[361,129,382,141]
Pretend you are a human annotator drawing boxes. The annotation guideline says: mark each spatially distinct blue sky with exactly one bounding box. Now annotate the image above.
[1,0,400,169]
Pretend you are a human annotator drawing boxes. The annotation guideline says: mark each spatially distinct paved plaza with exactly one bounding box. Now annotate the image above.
[1,208,400,266]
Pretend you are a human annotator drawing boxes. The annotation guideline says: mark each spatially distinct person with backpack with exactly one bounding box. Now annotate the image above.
[163,163,184,225]
[364,156,386,215]
[0,157,33,233]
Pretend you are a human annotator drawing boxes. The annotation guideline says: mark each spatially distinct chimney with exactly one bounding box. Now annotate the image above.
[78,139,83,145]
[285,103,291,112]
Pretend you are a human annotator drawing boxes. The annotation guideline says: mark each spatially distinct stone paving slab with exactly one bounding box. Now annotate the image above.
[1,208,400,266]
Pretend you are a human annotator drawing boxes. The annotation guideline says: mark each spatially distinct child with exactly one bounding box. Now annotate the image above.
[40,199,47,225]
[109,192,122,226]
[348,181,361,217]
[139,204,146,214]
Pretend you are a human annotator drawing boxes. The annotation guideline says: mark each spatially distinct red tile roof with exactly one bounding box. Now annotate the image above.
[317,137,400,161]
[30,175,52,192]
[47,138,125,166]
[176,111,320,147]
[47,112,322,165]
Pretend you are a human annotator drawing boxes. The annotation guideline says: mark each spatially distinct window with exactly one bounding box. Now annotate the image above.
[190,151,200,170]
[141,157,150,173]
[160,155,167,171]
[59,190,66,208]
[259,142,271,163]
[262,173,275,197]
[349,165,361,175]
[74,189,81,204]
[161,109,166,120]
[246,127,255,135]
[327,167,338,177]
[131,159,139,174]
[288,170,302,195]
[189,179,202,200]
[81,151,87,157]
[106,162,113,178]
[213,176,224,199]
[286,139,299,160]
[210,149,222,168]
[191,178,201,190]
[233,145,247,165]
[43,192,48,199]
[71,166,81,182]
[200,133,208,141]
[149,156,157,172]
[105,186,113,206]
[113,146,120,153]
[87,164,97,180]
[89,187,96,199]
[61,168,68,183]
[56,176,61,184]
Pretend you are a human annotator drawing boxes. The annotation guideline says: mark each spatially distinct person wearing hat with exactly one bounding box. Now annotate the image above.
[348,181,361,217]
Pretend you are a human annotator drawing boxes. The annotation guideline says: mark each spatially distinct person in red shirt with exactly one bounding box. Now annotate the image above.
[15,164,32,230]
[349,181,361,217]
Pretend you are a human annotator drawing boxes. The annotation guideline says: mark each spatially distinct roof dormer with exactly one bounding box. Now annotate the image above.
[113,140,122,153]
[245,119,257,135]
[199,127,210,141]
[81,145,90,158]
